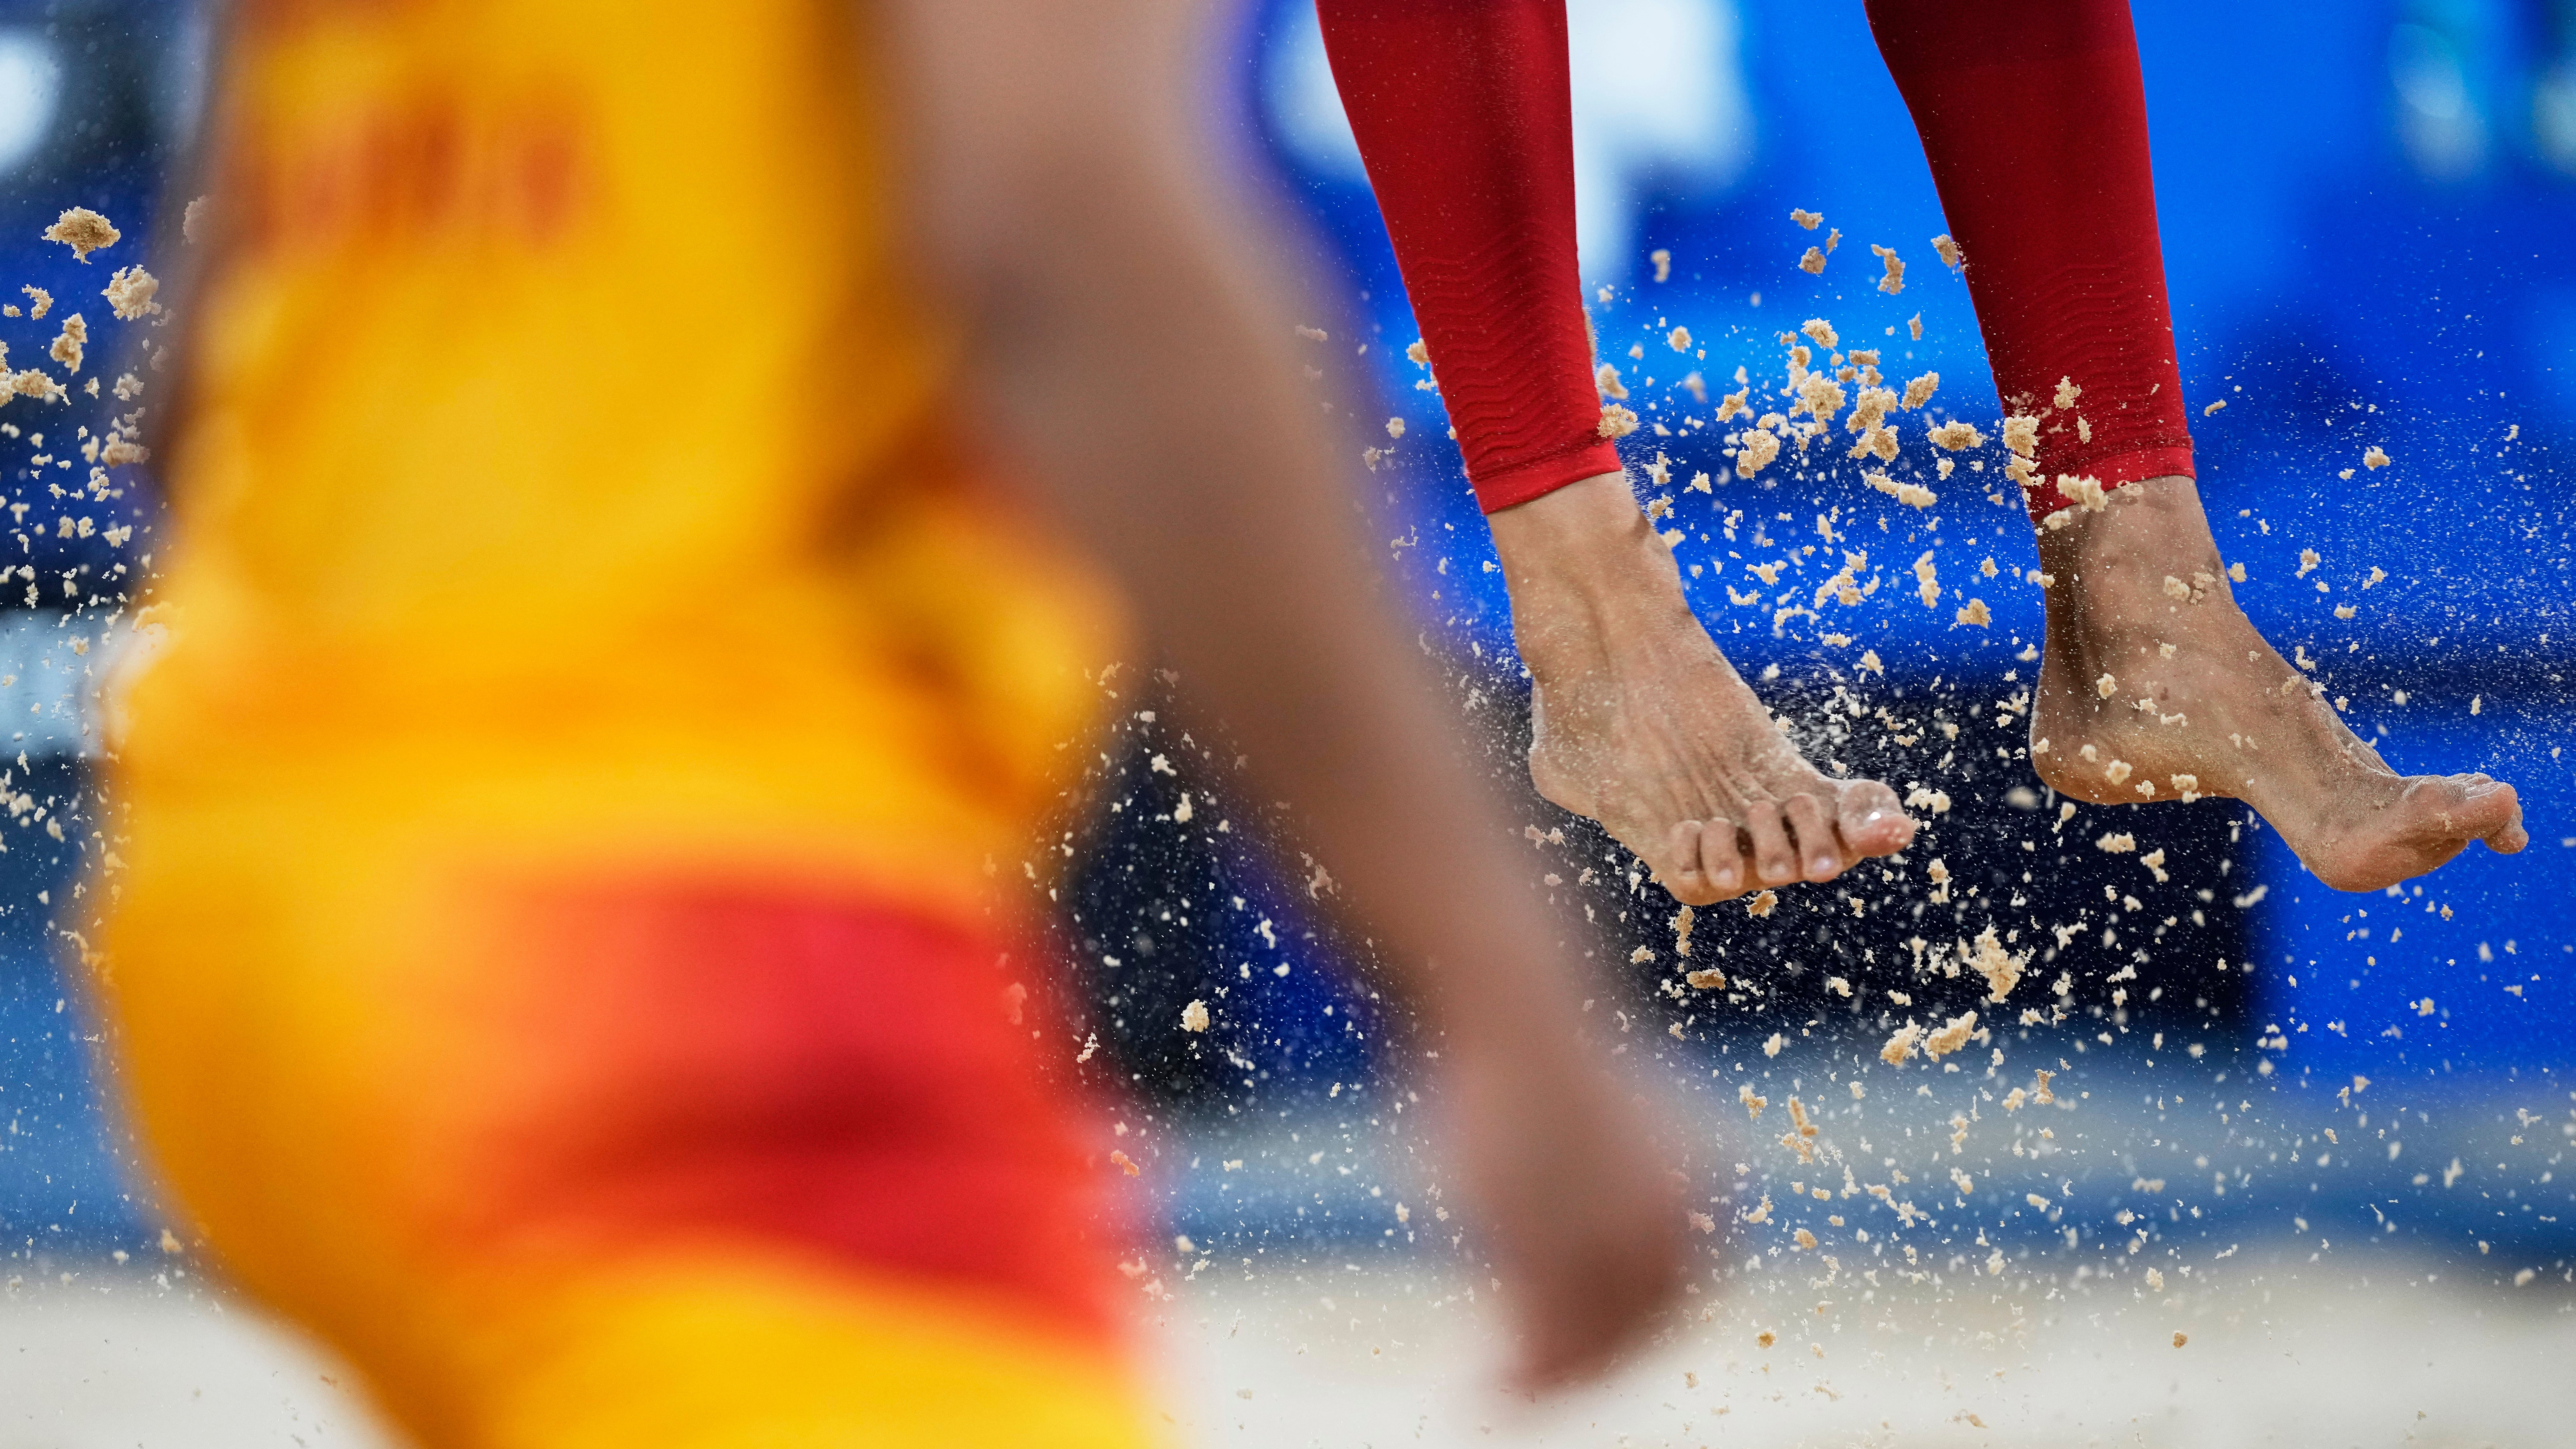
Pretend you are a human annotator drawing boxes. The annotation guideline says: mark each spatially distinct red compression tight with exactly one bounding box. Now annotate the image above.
[1317,0,2194,524]
[1867,0,2195,517]
[1315,0,1622,512]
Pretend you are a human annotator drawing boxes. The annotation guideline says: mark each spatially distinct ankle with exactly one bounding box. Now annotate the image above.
[2034,474,2215,569]
[1488,471,1663,589]
[2035,475,2240,640]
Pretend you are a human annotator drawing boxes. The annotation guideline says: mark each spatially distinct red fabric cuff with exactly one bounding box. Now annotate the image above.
[1318,2,1614,519]
[1474,437,1626,514]
[2020,441,2196,521]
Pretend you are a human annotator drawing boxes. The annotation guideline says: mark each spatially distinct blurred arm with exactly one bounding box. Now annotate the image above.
[884,0,1568,1039]
[878,0,1681,1383]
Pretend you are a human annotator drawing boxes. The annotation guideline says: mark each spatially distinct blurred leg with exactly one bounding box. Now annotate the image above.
[106,869,1154,1447]
[475,1254,1146,1449]
[436,882,1149,1446]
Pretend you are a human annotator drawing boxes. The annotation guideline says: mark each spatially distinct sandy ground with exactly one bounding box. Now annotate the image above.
[4,1256,2570,1448]
[0,1276,395,1449]
[1147,1257,2576,1448]
[6,1039,2565,1446]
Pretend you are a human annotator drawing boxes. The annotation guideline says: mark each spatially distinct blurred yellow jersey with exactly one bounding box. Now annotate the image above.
[124,0,1122,915]
[98,4,1148,1447]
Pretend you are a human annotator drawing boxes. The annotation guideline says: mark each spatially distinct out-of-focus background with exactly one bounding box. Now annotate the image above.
[2,0,2572,1444]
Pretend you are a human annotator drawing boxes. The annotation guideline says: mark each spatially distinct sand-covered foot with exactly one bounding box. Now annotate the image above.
[1490,472,1916,905]
[2031,475,2525,892]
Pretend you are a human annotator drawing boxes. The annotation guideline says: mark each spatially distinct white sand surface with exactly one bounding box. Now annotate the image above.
[4,1255,2570,1448]
[1147,1257,2575,1447]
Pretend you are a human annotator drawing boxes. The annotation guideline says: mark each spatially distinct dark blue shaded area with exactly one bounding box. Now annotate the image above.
[0,0,228,1254]
[1052,691,1382,1116]
[0,759,145,1250]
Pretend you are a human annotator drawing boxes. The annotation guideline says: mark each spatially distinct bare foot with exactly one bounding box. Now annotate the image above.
[2031,476,2525,892]
[1490,472,1916,905]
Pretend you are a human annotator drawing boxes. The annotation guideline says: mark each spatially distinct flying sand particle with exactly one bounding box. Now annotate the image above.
[42,207,119,262]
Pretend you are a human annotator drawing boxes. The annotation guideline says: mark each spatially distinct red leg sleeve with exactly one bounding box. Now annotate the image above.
[1866,0,2196,521]
[1317,0,1624,513]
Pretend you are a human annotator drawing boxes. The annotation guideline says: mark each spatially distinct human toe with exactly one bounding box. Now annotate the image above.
[1696,818,1746,899]
[1784,794,1845,882]
[1741,802,1799,887]
[1658,820,1725,906]
[2468,780,2526,853]
[1833,779,1915,857]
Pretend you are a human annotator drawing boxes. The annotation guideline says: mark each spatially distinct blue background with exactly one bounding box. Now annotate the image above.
[1243,0,2576,1093]
[0,0,2565,1268]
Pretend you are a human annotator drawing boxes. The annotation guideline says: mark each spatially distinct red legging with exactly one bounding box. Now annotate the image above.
[1316,0,1622,511]
[1316,0,2194,521]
